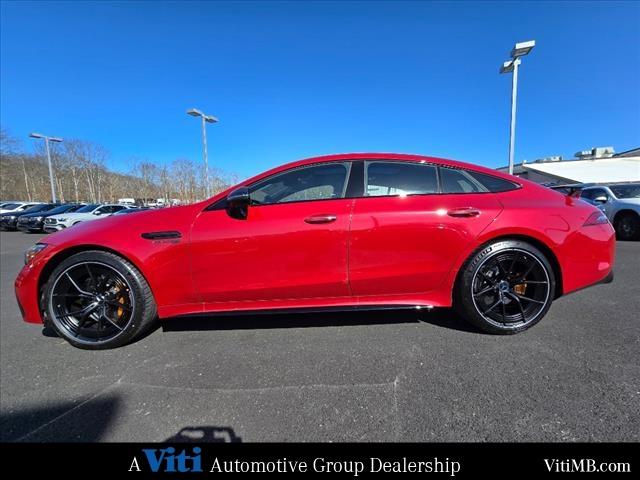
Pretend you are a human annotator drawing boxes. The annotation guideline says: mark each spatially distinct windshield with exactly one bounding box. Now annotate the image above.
[75,204,100,213]
[20,204,51,214]
[609,184,640,199]
[45,204,80,215]
[1,203,21,210]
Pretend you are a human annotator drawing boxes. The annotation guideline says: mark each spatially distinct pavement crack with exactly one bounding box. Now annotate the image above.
[15,381,120,441]
[116,380,396,395]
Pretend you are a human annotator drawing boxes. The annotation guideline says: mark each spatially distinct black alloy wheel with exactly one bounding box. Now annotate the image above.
[455,240,556,334]
[44,251,157,349]
[50,262,135,343]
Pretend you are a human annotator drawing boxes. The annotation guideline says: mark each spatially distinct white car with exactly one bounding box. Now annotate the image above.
[0,201,42,214]
[43,203,129,232]
[580,183,640,240]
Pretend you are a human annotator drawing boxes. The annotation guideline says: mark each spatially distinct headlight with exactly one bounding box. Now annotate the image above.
[24,243,48,265]
[35,216,44,221]
[7,215,16,220]
[57,217,67,222]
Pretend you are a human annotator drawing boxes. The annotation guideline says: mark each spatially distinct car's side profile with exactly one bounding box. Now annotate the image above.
[579,183,640,241]
[15,153,616,349]
[43,203,129,232]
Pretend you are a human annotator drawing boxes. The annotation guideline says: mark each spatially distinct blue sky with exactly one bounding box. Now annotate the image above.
[1,0,639,178]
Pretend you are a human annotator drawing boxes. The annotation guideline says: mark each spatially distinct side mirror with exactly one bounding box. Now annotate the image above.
[226,187,250,220]
[594,195,608,204]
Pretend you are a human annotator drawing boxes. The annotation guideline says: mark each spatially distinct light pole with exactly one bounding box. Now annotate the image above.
[500,40,535,175]
[29,132,63,202]
[187,108,218,198]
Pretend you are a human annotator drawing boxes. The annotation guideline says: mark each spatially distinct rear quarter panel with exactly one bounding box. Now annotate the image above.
[469,182,615,295]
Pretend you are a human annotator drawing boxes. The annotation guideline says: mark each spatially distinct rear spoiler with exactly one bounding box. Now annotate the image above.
[548,183,594,198]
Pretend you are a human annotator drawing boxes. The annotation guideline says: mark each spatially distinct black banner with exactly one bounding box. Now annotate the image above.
[0,443,635,476]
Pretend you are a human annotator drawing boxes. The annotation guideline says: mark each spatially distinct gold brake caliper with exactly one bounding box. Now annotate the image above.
[110,283,126,318]
[513,283,526,295]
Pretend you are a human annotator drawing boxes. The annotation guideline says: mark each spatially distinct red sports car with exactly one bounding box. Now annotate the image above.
[15,153,615,349]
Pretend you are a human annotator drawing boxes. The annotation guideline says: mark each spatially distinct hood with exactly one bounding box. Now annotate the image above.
[19,212,48,219]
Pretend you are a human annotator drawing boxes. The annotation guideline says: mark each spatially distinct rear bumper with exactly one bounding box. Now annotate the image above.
[558,223,616,295]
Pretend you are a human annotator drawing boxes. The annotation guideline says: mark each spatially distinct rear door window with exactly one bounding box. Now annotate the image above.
[365,161,438,197]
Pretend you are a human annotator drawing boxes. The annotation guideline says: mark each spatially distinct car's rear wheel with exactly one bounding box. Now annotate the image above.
[614,212,640,241]
[43,250,157,349]
[455,240,555,334]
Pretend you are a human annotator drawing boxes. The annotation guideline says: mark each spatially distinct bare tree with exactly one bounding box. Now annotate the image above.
[0,125,237,205]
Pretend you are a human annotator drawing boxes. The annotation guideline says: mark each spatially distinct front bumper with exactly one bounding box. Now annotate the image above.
[15,246,59,324]
[43,222,65,233]
[17,219,43,232]
[0,218,18,230]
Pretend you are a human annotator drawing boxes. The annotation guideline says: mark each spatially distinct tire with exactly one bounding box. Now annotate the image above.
[454,240,556,334]
[43,250,157,349]
[614,212,640,241]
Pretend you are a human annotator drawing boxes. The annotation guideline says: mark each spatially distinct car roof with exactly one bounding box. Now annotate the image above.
[239,153,519,187]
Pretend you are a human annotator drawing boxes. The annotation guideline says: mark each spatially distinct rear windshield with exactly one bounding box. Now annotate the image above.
[610,184,640,199]
[46,204,80,215]
[21,204,53,214]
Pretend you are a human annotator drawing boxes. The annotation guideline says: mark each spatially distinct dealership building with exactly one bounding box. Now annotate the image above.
[497,146,640,184]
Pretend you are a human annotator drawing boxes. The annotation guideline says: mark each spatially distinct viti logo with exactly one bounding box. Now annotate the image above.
[129,447,203,472]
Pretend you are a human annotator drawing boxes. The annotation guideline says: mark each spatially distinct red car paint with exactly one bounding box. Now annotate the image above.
[15,153,615,325]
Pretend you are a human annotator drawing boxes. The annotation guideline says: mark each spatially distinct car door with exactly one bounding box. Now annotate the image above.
[190,162,354,305]
[349,161,503,297]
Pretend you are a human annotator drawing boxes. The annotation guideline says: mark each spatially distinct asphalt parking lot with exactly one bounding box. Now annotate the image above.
[0,231,638,442]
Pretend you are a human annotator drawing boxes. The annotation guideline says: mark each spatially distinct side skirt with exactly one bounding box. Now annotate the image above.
[166,304,435,321]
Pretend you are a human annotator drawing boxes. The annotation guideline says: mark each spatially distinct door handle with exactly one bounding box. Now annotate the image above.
[304,214,337,224]
[447,207,481,218]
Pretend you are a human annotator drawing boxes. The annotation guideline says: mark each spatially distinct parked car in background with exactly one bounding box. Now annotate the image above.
[43,204,129,232]
[0,201,42,214]
[0,203,59,230]
[112,207,150,215]
[117,198,136,206]
[579,183,640,241]
[15,153,615,349]
[17,204,86,233]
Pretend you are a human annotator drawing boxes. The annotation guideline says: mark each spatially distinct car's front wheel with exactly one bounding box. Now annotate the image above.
[43,250,157,349]
[454,240,555,334]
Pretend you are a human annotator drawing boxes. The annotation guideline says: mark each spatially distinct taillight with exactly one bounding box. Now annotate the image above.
[583,211,608,226]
